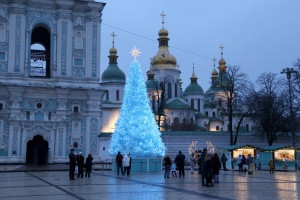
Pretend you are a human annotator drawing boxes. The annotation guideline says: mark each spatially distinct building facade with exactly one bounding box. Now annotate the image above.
[0,0,106,164]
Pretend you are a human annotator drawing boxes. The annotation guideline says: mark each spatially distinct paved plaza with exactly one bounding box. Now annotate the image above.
[0,169,299,200]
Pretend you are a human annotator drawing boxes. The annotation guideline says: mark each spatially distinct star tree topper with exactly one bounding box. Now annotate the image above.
[130,46,141,61]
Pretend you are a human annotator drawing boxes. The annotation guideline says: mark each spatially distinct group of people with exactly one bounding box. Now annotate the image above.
[69,149,93,180]
[236,154,255,174]
[116,151,132,175]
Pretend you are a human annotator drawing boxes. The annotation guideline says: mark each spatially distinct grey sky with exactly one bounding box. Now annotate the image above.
[98,0,300,91]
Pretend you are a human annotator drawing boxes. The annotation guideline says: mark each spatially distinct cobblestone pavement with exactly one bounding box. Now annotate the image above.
[0,170,299,200]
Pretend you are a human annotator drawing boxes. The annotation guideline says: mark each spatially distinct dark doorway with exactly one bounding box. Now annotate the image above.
[26,135,49,165]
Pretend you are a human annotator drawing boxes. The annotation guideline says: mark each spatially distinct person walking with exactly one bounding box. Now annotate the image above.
[204,154,214,187]
[69,149,76,180]
[200,148,207,186]
[85,153,93,177]
[246,154,255,174]
[76,152,85,178]
[116,151,124,175]
[237,154,243,172]
[123,153,130,175]
[175,151,185,178]
[171,161,178,177]
[189,153,196,174]
[163,155,172,178]
[241,155,247,172]
[269,159,275,173]
[128,153,132,175]
[212,153,221,183]
[220,153,228,171]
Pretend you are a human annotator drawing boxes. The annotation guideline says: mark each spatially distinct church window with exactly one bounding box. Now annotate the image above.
[74,58,83,66]
[48,112,51,121]
[73,106,79,113]
[116,90,120,101]
[246,124,249,131]
[26,111,30,120]
[36,103,42,109]
[0,103,3,110]
[212,111,216,117]
[106,91,109,101]
[173,117,179,124]
[152,95,155,112]
[205,111,208,116]
[30,26,50,78]
[216,126,220,131]
[191,99,194,109]
[167,82,172,98]
[73,142,78,148]
[0,52,5,61]
[175,84,178,97]
[197,99,200,112]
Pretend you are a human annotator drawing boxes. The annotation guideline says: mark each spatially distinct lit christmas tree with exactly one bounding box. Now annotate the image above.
[108,47,166,158]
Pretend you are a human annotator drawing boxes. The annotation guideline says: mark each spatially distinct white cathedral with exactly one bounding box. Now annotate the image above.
[0,0,252,164]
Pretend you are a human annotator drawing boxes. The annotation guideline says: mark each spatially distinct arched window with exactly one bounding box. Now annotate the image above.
[246,124,249,131]
[173,117,179,124]
[74,106,79,113]
[212,111,216,117]
[0,103,3,110]
[167,82,172,98]
[175,84,178,97]
[26,111,30,120]
[152,95,155,112]
[191,99,194,109]
[106,91,109,101]
[205,111,208,116]
[30,27,50,77]
[116,90,120,101]
[48,112,51,121]
[73,142,78,148]
[197,99,200,112]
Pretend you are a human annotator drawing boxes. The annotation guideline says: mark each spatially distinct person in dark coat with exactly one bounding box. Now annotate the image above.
[241,155,247,172]
[221,153,228,171]
[163,155,172,178]
[85,154,93,177]
[200,148,207,186]
[175,151,185,178]
[69,149,76,180]
[204,154,214,187]
[116,151,124,175]
[76,152,85,178]
[212,153,221,183]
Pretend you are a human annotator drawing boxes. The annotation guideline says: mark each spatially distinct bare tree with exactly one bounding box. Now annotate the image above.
[250,72,290,146]
[213,65,253,145]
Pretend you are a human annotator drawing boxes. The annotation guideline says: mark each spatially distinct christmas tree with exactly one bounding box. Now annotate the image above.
[108,47,166,158]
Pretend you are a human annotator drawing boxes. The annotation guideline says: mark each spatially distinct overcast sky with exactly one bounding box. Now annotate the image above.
[97,0,300,91]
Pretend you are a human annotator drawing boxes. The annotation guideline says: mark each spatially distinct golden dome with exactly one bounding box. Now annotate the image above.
[212,69,218,76]
[158,27,168,37]
[109,47,117,55]
[151,50,177,68]
[219,58,226,66]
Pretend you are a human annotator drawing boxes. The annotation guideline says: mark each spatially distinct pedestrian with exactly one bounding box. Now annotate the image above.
[204,153,214,187]
[212,153,221,183]
[220,153,228,171]
[175,151,185,178]
[246,154,255,174]
[69,149,76,180]
[116,151,124,175]
[200,148,207,186]
[269,159,275,173]
[85,153,93,177]
[241,155,247,172]
[189,153,196,174]
[76,152,85,178]
[282,157,288,171]
[128,153,132,175]
[163,155,172,178]
[197,150,202,174]
[171,161,177,177]
[123,153,130,175]
[237,154,242,172]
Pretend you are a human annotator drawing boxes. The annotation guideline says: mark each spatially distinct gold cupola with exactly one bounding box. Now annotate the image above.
[151,11,177,69]
[218,44,227,74]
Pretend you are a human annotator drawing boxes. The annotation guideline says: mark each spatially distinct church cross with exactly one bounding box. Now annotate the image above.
[160,11,166,27]
[219,44,224,58]
[212,57,217,68]
[111,32,116,47]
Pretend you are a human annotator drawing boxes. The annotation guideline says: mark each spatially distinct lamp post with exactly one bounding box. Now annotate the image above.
[281,67,297,169]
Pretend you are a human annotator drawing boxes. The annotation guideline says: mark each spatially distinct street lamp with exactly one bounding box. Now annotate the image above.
[281,67,297,169]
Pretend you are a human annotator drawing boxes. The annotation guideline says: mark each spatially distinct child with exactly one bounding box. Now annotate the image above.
[269,160,275,173]
[171,161,177,177]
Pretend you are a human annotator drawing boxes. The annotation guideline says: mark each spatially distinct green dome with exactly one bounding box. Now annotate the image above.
[184,83,204,94]
[145,80,157,90]
[101,63,125,83]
